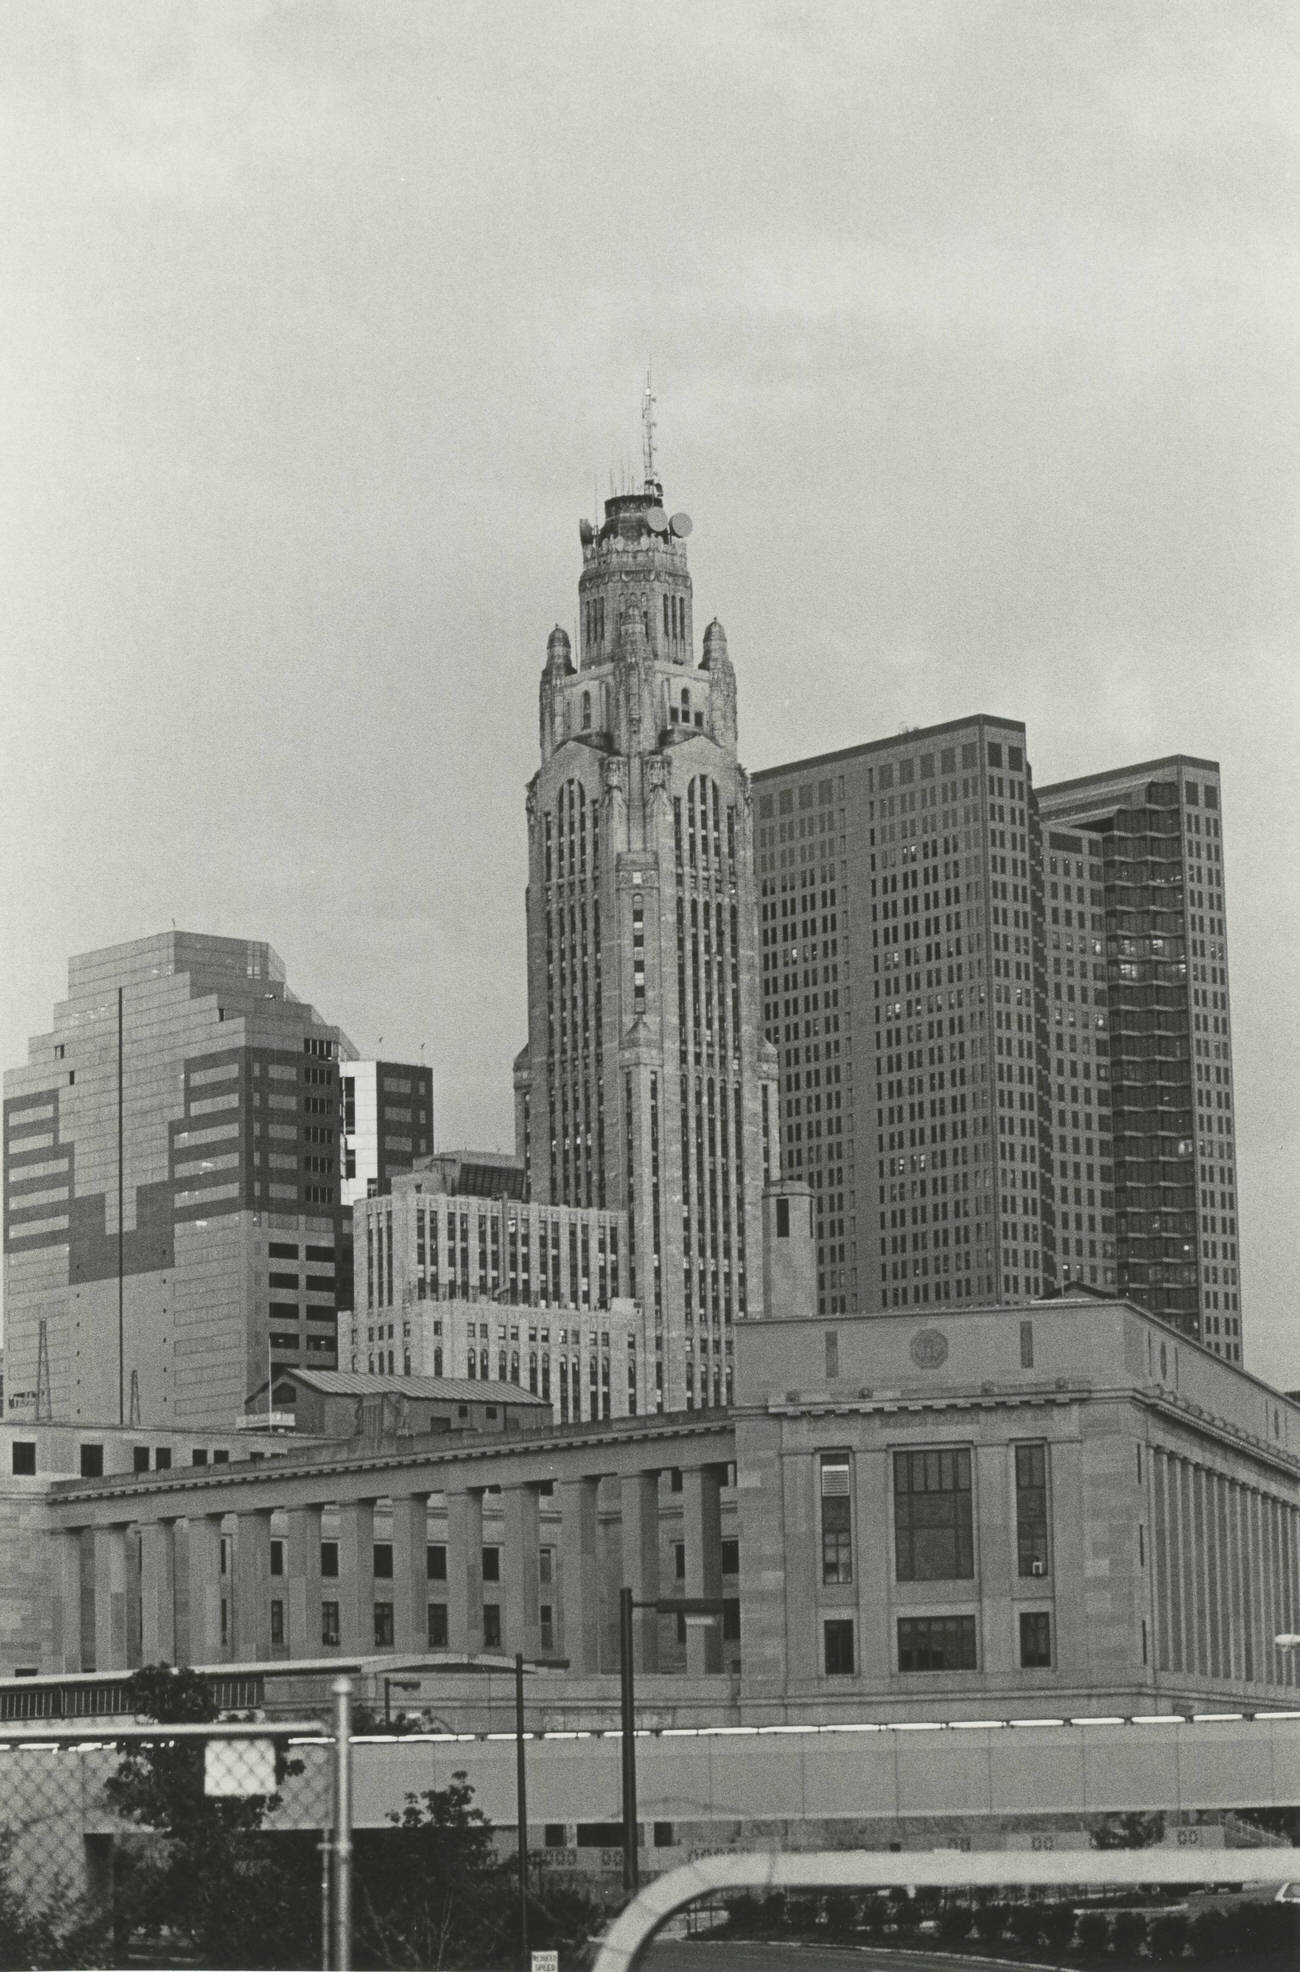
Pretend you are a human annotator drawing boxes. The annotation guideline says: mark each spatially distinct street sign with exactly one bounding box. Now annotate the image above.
[531,1953,559,1972]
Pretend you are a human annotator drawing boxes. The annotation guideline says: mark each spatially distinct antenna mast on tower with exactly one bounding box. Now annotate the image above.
[641,366,659,492]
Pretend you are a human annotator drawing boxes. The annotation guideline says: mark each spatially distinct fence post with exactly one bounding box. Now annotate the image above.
[331,1676,353,1972]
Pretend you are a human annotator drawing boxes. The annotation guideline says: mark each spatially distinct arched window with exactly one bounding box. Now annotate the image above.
[581,690,592,730]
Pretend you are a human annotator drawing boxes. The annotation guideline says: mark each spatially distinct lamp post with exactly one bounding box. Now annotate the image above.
[618,1590,726,1895]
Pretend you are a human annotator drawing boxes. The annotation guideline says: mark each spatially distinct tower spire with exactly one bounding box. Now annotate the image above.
[641,365,658,493]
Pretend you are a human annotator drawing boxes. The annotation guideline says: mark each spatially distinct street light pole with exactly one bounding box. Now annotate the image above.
[515,1651,529,1969]
[618,1592,726,1899]
[619,1588,638,1895]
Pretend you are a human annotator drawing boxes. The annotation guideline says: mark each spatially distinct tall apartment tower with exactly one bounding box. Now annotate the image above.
[2,933,354,1429]
[1039,757,1240,1359]
[513,466,779,1411]
[753,718,1057,1316]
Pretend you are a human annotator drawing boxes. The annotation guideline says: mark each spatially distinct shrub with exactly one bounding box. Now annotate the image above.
[934,1900,973,1947]
[1148,1909,1189,1962]
[972,1898,1011,1942]
[1075,1907,1110,1954]
[1187,1906,1231,1960]
[1037,1899,1078,1954]
[1110,1907,1149,1960]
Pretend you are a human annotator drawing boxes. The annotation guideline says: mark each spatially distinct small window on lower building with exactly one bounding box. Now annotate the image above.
[482,1546,501,1583]
[321,1541,339,1579]
[321,1601,340,1647]
[427,1543,447,1581]
[723,1596,741,1642]
[428,1603,448,1649]
[898,1614,977,1672]
[270,1599,285,1648]
[483,1604,502,1650]
[653,1822,675,1847]
[133,1446,150,1473]
[373,1602,394,1648]
[79,1443,104,1478]
[540,1604,554,1653]
[11,1443,36,1476]
[721,1538,739,1575]
[153,1446,171,1470]
[191,1448,209,1466]
[269,1539,284,1577]
[544,1823,567,1848]
[1019,1610,1052,1669]
[373,1542,393,1579]
[823,1618,855,1676]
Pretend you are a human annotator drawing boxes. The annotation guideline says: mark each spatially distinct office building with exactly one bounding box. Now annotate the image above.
[2,933,354,1430]
[339,1061,434,1207]
[753,717,1056,1318]
[348,1167,645,1420]
[337,1060,434,1314]
[1039,757,1240,1358]
[513,454,779,1411]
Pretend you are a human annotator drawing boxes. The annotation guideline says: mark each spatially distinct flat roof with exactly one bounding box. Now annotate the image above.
[752,714,1026,782]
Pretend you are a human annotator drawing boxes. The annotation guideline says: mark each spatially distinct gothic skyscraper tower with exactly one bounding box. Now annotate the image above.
[515,427,779,1411]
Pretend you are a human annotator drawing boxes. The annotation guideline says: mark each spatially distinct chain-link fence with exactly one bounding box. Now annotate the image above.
[0,1714,335,1969]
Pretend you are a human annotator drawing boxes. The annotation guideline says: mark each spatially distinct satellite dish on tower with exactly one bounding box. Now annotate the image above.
[669,512,693,538]
[646,506,668,533]
[579,518,594,546]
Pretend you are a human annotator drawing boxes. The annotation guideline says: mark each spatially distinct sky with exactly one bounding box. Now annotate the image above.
[2,3,1297,1385]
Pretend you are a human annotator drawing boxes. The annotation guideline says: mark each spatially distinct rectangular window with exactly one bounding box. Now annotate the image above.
[893,1448,973,1580]
[723,1596,741,1642]
[898,1614,977,1672]
[1019,1610,1052,1668]
[269,1539,284,1577]
[428,1603,449,1649]
[373,1602,394,1648]
[483,1604,502,1650]
[320,1541,339,1579]
[11,1443,35,1476]
[482,1546,501,1584]
[373,1542,393,1580]
[820,1453,853,1584]
[427,1543,447,1580]
[133,1446,150,1473]
[1014,1443,1050,1576]
[154,1447,171,1470]
[321,1601,340,1647]
[270,1599,285,1647]
[79,1443,104,1479]
[823,1618,855,1675]
[720,1538,739,1575]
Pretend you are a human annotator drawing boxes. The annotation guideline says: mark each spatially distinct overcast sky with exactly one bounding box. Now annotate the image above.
[3,3,1297,1386]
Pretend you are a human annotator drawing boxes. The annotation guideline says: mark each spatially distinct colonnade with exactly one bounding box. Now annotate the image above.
[47,1426,734,1680]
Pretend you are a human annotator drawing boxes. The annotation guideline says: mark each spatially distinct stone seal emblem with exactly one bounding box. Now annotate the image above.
[910,1327,949,1369]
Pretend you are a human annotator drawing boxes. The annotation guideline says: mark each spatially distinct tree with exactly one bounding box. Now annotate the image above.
[102,1664,318,1968]
[352,1772,602,1970]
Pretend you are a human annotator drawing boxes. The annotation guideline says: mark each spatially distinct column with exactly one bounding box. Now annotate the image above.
[620,1470,660,1671]
[125,1529,143,1668]
[391,1493,430,1654]
[445,1490,484,1652]
[234,1509,273,1663]
[557,1477,601,1673]
[285,1504,324,1657]
[140,1520,178,1665]
[185,1514,225,1665]
[92,1523,130,1672]
[682,1464,724,1674]
[336,1500,376,1654]
[52,1530,84,1673]
[502,1485,541,1661]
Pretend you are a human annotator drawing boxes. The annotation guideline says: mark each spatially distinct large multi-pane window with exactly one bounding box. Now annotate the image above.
[820,1453,853,1583]
[893,1448,974,1580]
[1014,1443,1050,1576]
[898,1614,977,1672]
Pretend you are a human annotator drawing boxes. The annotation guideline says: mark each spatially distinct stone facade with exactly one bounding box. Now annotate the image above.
[11,1297,1298,1722]
[514,481,780,1414]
